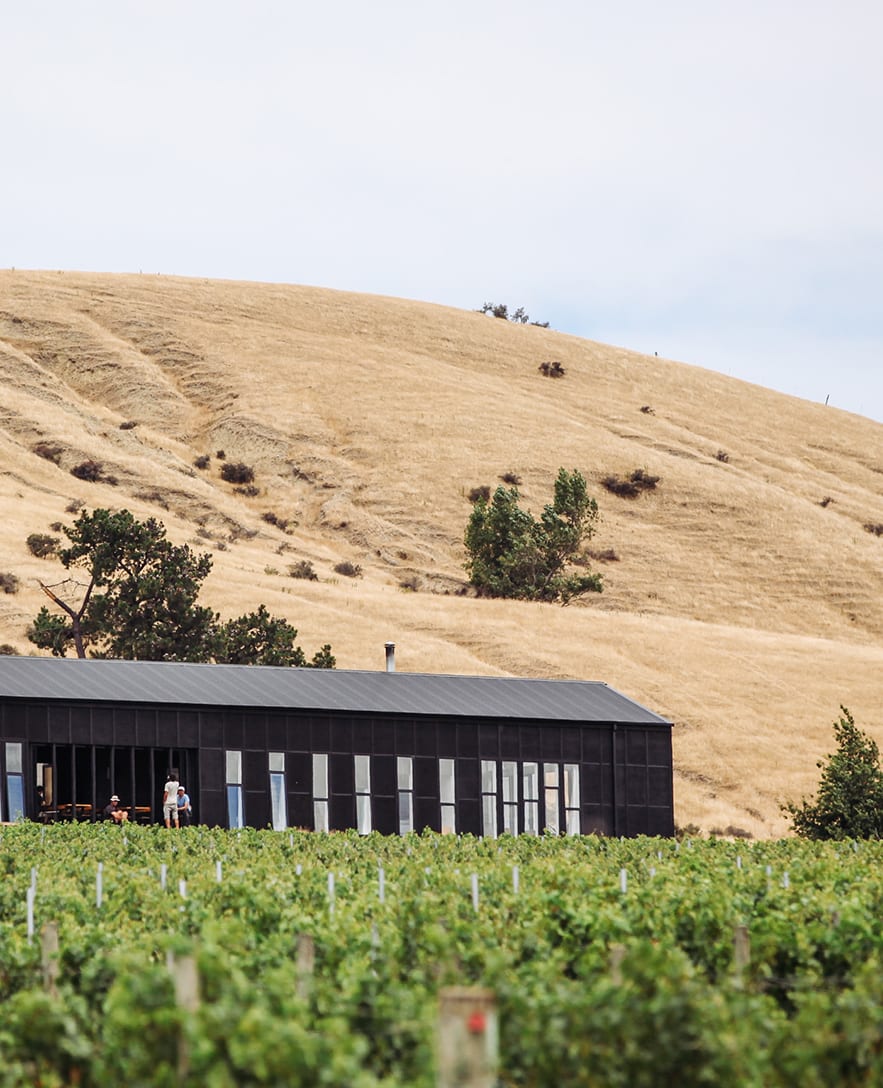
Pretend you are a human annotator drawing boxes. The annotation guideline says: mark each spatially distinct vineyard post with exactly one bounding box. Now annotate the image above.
[609,943,626,984]
[296,933,315,1000]
[41,921,60,998]
[733,924,751,981]
[215,860,222,883]
[378,865,385,904]
[471,873,479,913]
[619,868,627,894]
[171,953,200,1079]
[437,987,498,1088]
[26,884,35,945]
[96,862,103,909]
[328,871,336,915]
[512,865,519,894]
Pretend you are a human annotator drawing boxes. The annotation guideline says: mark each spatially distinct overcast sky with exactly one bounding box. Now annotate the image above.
[4,1,881,422]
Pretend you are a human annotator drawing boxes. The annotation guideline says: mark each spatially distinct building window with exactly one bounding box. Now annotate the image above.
[544,763,560,834]
[564,763,581,835]
[439,758,456,833]
[269,752,287,831]
[5,743,24,823]
[397,756,414,835]
[501,760,518,835]
[225,750,243,829]
[355,755,372,835]
[523,762,539,835]
[313,753,329,832]
[481,759,497,838]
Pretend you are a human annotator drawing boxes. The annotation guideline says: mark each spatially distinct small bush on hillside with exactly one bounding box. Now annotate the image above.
[500,472,522,486]
[119,420,137,430]
[864,522,883,537]
[715,450,730,463]
[538,360,565,378]
[234,485,260,497]
[32,441,65,464]
[819,496,835,508]
[602,468,660,499]
[193,454,211,470]
[65,498,85,514]
[262,512,292,532]
[215,449,226,460]
[220,462,255,485]
[477,302,549,327]
[468,486,491,503]
[0,644,16,655]
[26,533,60,559]
[333,561,362,578]
[70,460,103,482]
[582,547,619,563]
[0,572,20,593]
[640,405,655,415]
[289,560,318,581]
[399,575,420,592]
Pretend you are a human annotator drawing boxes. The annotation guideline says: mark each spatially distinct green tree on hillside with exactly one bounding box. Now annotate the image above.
[28,508,334,667]
[464,468,603,604]
[781,707,883,839]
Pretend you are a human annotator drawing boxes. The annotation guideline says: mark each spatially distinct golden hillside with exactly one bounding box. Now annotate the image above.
[2,270,881,837]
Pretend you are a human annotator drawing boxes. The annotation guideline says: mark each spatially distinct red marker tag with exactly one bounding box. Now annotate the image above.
[467,1010,486,1035]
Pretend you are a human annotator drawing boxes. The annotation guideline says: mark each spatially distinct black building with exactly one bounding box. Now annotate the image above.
[0,655,673,837]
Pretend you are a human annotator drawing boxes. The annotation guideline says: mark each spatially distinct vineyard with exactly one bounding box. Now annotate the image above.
[0,825,882,1087]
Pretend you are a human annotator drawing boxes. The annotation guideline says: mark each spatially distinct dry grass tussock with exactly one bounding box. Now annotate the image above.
[1,270,882,837]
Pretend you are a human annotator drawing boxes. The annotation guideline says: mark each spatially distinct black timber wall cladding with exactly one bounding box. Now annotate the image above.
[0,700,674,836]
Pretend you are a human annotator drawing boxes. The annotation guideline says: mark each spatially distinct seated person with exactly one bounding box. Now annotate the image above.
[103,795,129,824]
[177,786,192,826]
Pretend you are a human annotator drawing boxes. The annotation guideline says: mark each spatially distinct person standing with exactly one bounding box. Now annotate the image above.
[163,769,180,828]
[177,785,192,827]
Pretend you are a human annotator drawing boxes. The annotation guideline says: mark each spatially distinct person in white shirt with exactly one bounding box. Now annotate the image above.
[163,770,180,828]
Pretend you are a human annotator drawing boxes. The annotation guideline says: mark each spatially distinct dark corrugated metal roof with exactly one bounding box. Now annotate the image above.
[0,656,670,725]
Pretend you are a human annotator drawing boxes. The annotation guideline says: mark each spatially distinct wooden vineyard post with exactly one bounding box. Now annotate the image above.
[609,943,626,985]
[170,953,200,1078]
[437,986,498,1088]
[296,933,315,1000]
[41,921,60,999]
[733,924,751,983]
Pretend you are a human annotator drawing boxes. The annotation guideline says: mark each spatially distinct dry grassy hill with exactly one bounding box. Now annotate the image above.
[1,270,881,837]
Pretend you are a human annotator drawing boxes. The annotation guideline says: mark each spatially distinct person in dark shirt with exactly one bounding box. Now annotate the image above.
[103,795,129,824]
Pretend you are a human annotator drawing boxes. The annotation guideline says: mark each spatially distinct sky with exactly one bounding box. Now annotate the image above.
[3,1,882,423]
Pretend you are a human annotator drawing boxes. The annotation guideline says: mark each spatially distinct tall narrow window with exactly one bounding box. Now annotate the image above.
[355,755,372,834]
[225,750,243,829]
[481,759,497,838]
[313,753,329,832]
[502,761,518,835]
[439,758,456,833]
[397,756,414,835]
[269,752,287,831]
[5,743,24,822]
[523,762,539,835]
[564,763,581,835]
[544,763,560,834]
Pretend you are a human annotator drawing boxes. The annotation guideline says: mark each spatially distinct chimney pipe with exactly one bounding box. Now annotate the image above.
[384,642,396,673]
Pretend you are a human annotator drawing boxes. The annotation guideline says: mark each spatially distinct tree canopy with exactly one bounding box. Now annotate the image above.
[28,508,334,668]
[464,468,603,604]
[781,707,883,839]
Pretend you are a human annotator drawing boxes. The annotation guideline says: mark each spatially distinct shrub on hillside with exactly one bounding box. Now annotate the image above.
[864,522,883,537]
[333,561,362,578]
[468,486,491,503]
[289,560,318,581]
[26,533,60,559]
[193,454,211,470]
[0,572,20,593]
[32,441,65,464]
[602,468,660,499]
[538,360,565,378]
[220,462,255,485]
[70,460,104,482]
